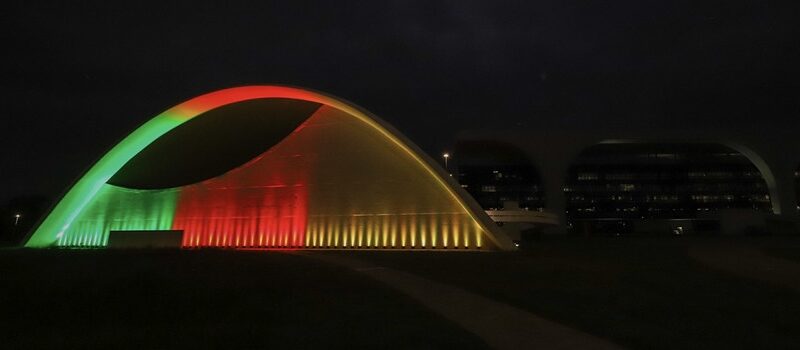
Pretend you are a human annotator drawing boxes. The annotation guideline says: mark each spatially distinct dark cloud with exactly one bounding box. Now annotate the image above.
[1,0,798,201]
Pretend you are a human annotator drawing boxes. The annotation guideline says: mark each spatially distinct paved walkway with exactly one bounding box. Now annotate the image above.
[301,253,623,350]
[689,244,800,293]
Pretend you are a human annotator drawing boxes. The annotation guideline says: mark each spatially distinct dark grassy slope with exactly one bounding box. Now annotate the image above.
[344,238,800,350]
[0,250,487,349]
[759,237,800,263]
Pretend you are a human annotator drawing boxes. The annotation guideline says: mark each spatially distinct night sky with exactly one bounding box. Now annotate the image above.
[1,1,798,202]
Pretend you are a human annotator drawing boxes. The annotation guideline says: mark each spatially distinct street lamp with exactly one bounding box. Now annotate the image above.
[442,153,450,170]
[14,214,21,226]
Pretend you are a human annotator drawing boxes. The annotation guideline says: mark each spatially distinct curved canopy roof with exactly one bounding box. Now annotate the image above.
[25,86,512,250]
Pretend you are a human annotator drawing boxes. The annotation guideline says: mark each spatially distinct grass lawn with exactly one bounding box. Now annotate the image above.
[756,237,800,263]
[340,237,800,349]
[4,238,799,349]
[0,249,487,349]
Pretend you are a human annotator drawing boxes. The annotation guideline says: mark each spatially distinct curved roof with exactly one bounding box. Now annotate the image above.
[25,86,512,250]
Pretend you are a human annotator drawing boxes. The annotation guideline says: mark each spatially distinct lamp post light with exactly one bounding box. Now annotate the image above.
[442,153,450,170]
[14,214,21,226]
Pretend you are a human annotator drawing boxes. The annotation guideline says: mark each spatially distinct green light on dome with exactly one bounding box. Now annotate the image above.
[56,184,178,247]
[26,115,185,247]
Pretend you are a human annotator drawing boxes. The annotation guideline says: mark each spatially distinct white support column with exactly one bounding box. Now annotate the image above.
[540,161,570,234]
[770,162,799,218]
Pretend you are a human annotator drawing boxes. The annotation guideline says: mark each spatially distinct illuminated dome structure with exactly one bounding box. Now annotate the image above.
[25,86,512,250]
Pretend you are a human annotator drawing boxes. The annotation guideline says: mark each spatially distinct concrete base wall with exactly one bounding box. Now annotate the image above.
[107,230,184,248]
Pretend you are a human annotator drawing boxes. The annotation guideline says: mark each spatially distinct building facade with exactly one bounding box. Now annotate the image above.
[456,129,800,235]
[455,140,545,211]
[564,143,771,234]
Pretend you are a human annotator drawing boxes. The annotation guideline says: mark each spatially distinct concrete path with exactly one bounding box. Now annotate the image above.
[301,253,623,350]
[689,244,800,293]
